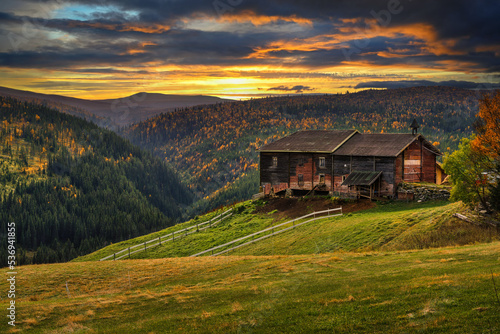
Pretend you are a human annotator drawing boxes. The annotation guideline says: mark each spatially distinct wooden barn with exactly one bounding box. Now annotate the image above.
[258,126,442,199]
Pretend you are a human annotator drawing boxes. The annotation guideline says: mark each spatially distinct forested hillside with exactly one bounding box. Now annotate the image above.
[123,86,480,211]
[0,96,193,264]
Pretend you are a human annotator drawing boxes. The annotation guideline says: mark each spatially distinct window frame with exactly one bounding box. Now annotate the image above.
[319,156,326,168]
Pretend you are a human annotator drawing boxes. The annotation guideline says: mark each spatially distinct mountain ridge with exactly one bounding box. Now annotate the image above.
[0,86,233,129]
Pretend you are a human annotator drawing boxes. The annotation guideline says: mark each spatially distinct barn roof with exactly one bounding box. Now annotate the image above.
[258,130,358,153]
[341,171,382,186]
[333,133,441,157]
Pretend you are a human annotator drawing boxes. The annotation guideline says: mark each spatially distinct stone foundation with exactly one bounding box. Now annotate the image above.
[397,183,450,202]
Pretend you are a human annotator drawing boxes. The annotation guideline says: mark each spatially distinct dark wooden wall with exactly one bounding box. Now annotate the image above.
[403,140,422,182]
[289,153,314,189]
[261,152,334,191]
[333,155,396,196]
[260,137,438,196]
[260,152,289,186]
[313,153,333,190]
[395,154,404,184]
[400,138,437,184]
[422,146,436,183]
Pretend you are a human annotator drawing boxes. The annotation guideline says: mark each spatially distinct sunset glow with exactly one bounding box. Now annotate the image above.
[0,0,499,99]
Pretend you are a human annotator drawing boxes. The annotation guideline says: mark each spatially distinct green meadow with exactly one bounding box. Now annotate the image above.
[2,199,499,333]
[1,242,499,333]
[78,200,498,261]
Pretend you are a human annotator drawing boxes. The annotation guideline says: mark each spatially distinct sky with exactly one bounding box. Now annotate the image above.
[0,0,499,100]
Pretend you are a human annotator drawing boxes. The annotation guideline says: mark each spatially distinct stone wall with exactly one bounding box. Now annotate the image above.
[397,183,450,202]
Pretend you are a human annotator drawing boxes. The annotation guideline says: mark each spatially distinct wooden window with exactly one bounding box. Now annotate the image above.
[319,174,325,184]
[298,158,304,167]
[319,157,326,168]
[298,174,304,186]
[342,175,346,182]
[272,156,278,167]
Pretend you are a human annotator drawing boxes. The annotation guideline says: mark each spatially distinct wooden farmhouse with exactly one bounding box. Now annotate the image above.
[258,127,442,199]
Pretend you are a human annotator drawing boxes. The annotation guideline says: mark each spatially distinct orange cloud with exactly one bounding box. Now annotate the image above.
[247,20,465,61]
[209,10,313,26]
[338,20,463,56]
[125,41,158,55]
[68,21,171,34]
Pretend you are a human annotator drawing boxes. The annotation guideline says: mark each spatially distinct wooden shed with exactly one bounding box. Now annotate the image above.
[259,129,441,198]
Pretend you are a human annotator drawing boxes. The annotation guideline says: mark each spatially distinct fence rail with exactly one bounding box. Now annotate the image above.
[190,207,342,257]
[99,208,233,261]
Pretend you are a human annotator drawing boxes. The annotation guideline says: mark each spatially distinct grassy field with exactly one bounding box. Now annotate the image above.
[77,199,499,262]
[1,242,499,333]
[3,199,500,333]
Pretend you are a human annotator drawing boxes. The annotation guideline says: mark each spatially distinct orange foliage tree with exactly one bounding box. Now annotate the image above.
[473,90,500,159]
[471,90,500,212]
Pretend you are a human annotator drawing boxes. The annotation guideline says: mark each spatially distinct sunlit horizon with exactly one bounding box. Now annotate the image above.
[0,0,498,99]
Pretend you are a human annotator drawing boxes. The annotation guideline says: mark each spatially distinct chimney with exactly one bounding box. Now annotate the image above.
[410,119,419,135]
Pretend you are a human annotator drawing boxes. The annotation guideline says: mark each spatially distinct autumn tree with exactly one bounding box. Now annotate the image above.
[443,137,493,211]
[472,91,500,212]
[473,90,500,158]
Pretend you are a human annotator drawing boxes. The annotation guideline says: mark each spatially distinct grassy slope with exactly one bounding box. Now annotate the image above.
[1,242,499,333]
[75,202,282,261]
[231,201,466,256]
[77,200,499,262]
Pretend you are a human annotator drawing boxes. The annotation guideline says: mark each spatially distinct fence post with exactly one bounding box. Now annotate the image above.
[197,224,199,232]
[128,247,131,258]
[172,232,175,241]
[65,281,71,298]
[159,236,161,245]
[113,253,115,261]
[144,242,146,251]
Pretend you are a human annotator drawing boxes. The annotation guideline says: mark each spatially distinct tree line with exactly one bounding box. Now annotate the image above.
[0,96,193,264]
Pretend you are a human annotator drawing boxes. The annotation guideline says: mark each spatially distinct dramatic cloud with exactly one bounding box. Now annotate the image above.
[0,0,498,98]
[267,85,314,93]
[355,80,500,90]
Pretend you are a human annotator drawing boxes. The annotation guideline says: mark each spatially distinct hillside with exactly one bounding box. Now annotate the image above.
[0,96,193,264]
[122,86,481,212]
[2,242,499,333]
[77,198,500,262]
[0,86,233,129]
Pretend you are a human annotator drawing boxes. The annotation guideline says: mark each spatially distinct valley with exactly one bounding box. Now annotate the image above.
[1,87,499,333]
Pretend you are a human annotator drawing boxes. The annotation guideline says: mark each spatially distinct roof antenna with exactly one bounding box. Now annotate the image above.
[410,119,419,135]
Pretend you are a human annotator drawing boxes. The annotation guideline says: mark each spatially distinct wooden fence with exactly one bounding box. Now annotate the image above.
[190,207,342,257]
[99,208,233,261]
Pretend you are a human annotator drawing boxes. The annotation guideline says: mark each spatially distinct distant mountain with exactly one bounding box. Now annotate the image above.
[0,96,194,264]
[0,86,233,129]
